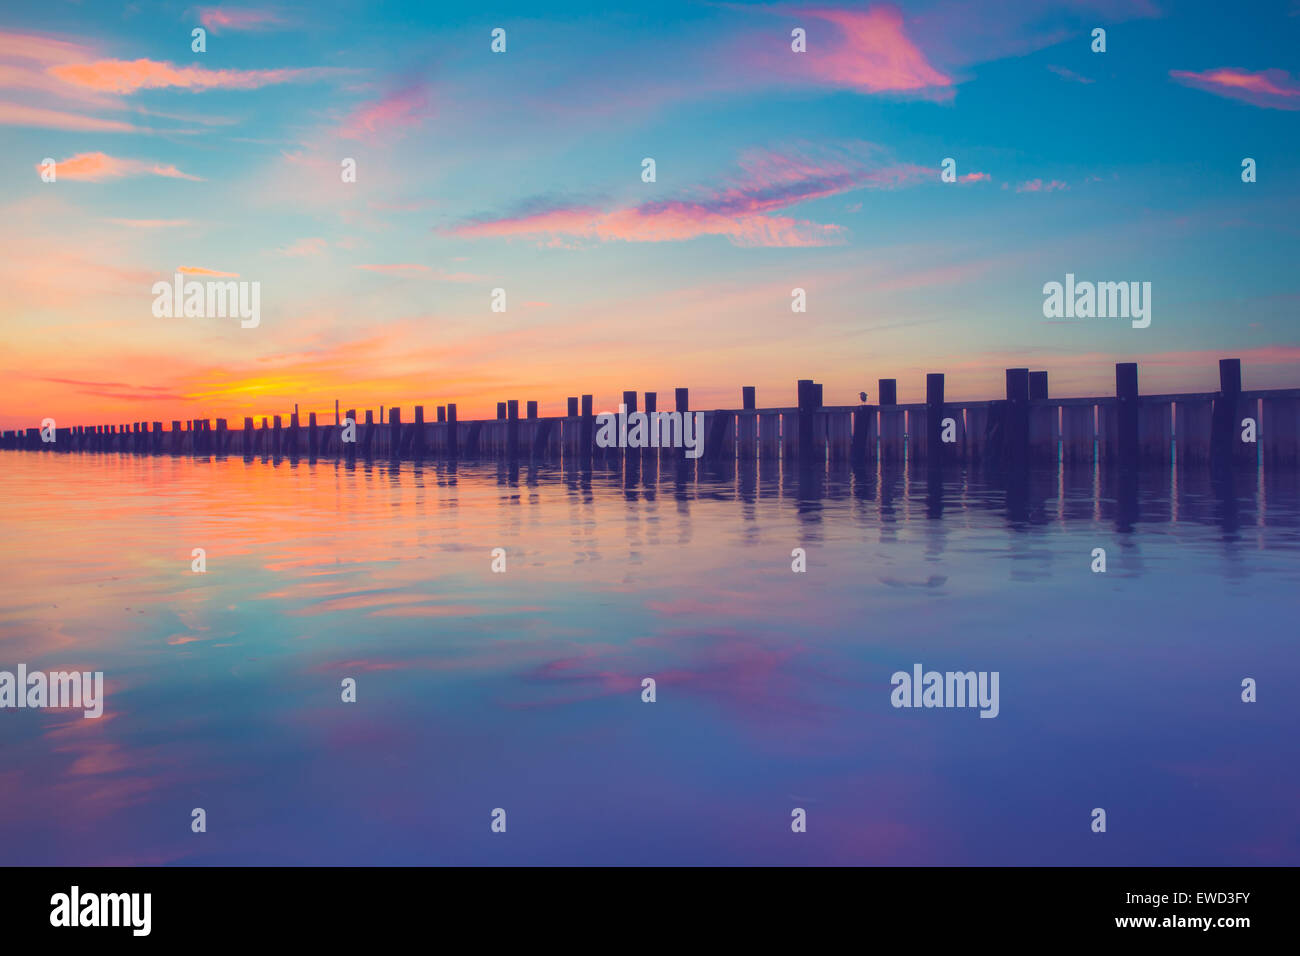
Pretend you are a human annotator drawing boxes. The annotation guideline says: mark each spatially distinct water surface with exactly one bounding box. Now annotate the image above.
[1,451,1297,865]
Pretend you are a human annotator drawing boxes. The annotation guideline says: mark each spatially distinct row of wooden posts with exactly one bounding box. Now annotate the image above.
[4,359,1298,466]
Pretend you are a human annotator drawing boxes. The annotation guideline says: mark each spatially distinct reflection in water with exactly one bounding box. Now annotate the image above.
[0,450,1297,866]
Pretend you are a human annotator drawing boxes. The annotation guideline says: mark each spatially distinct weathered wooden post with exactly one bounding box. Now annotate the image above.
[1004,368,1030,466]
[1027,371,1057,463]
[308,412,318,457]
[580,394,594,460]
[388,407,401,458]
[1263,390,1299,466]
[413,405,425,457]
[507,399,520,459]
[878,378,902,461]
[1115,362,1139,466]
[738,386,757,458]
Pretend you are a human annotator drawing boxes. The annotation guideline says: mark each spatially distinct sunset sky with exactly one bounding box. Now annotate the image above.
[2,0,1298,429]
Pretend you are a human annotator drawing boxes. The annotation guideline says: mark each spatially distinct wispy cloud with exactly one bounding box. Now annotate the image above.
[1048,65,1094,84]
[277,237,328,257]
[1169,67,1300,110]
[355,264,483,281]
[339,81,434,141]
[0,102,140,131]
[38,152,202,182]
[105,218,192,228]
[177,265,239,277]
[777,5,953,97]
[1016,178,1067,193]
[50,59,340,94]
[197,7,289,33]
[447,144,933,248]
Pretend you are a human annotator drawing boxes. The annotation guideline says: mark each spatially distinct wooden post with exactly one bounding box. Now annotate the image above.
[878,379,902,461]
[566,397,578,417]
[526,401,538,420]
[308,412,318,456]
[580,394,593,459]
[413,406,425,456]
[1029,372,1048,400]
[1005,368,1030,466]
[923,373,945,462]
[507,399,519,459]
[1027,372,1057,463]
[389,407,401,458]
[738,387,757,458]
[1116,362,1139,466]
[363,410,374,456]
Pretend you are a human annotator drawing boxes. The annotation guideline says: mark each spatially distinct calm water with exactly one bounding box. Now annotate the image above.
[1,450,1297,865]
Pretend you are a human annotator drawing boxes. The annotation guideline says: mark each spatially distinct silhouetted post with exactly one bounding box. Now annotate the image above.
[645,392,657,414]
[1212,357,1242,466]
[526,401,538,420]
[1029,372,1049,400]
[363,410,374,456]
[878,378,902,461]
[437,406,446,423]
[566,397,578,417]
[796,379,816,462]
[925,373,945,462]
[308,412,317,456]
[388,407,401,458]
[739,387,757,458]
[1004,368,1030,466]
[344,410,356,457]
[580,394,594,460]
[507,399,519,459]
[273,415,283,456]
[1116,362,1139,466]
[448,404,459,458]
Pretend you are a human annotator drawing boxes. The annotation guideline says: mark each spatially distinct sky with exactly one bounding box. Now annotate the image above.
[1,0,1298,429]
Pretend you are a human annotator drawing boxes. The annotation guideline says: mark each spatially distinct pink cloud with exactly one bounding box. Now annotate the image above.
[198,7,288,32]
[339,82,434,140]
[1015,178,1067,193]
[0,102,139,131]
[178,266,239,277]
[1169,67,1300,110]
[793,5,953,97]
[958,171,990,183]
[49,58,338,94]
[448,144,933,248]
[1048,64,1094,84]
[38,152,202,182]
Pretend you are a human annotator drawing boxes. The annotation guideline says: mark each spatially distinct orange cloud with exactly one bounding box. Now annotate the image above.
[178,266,239,277]
[50,58,337,94]
[1170,67,1300,110]
[38,152,202,181]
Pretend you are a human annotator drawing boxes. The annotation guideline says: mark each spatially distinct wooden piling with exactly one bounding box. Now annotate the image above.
[878,379,903,461]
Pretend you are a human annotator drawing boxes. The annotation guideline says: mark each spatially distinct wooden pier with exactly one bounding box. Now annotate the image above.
[4,359,1297,468]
